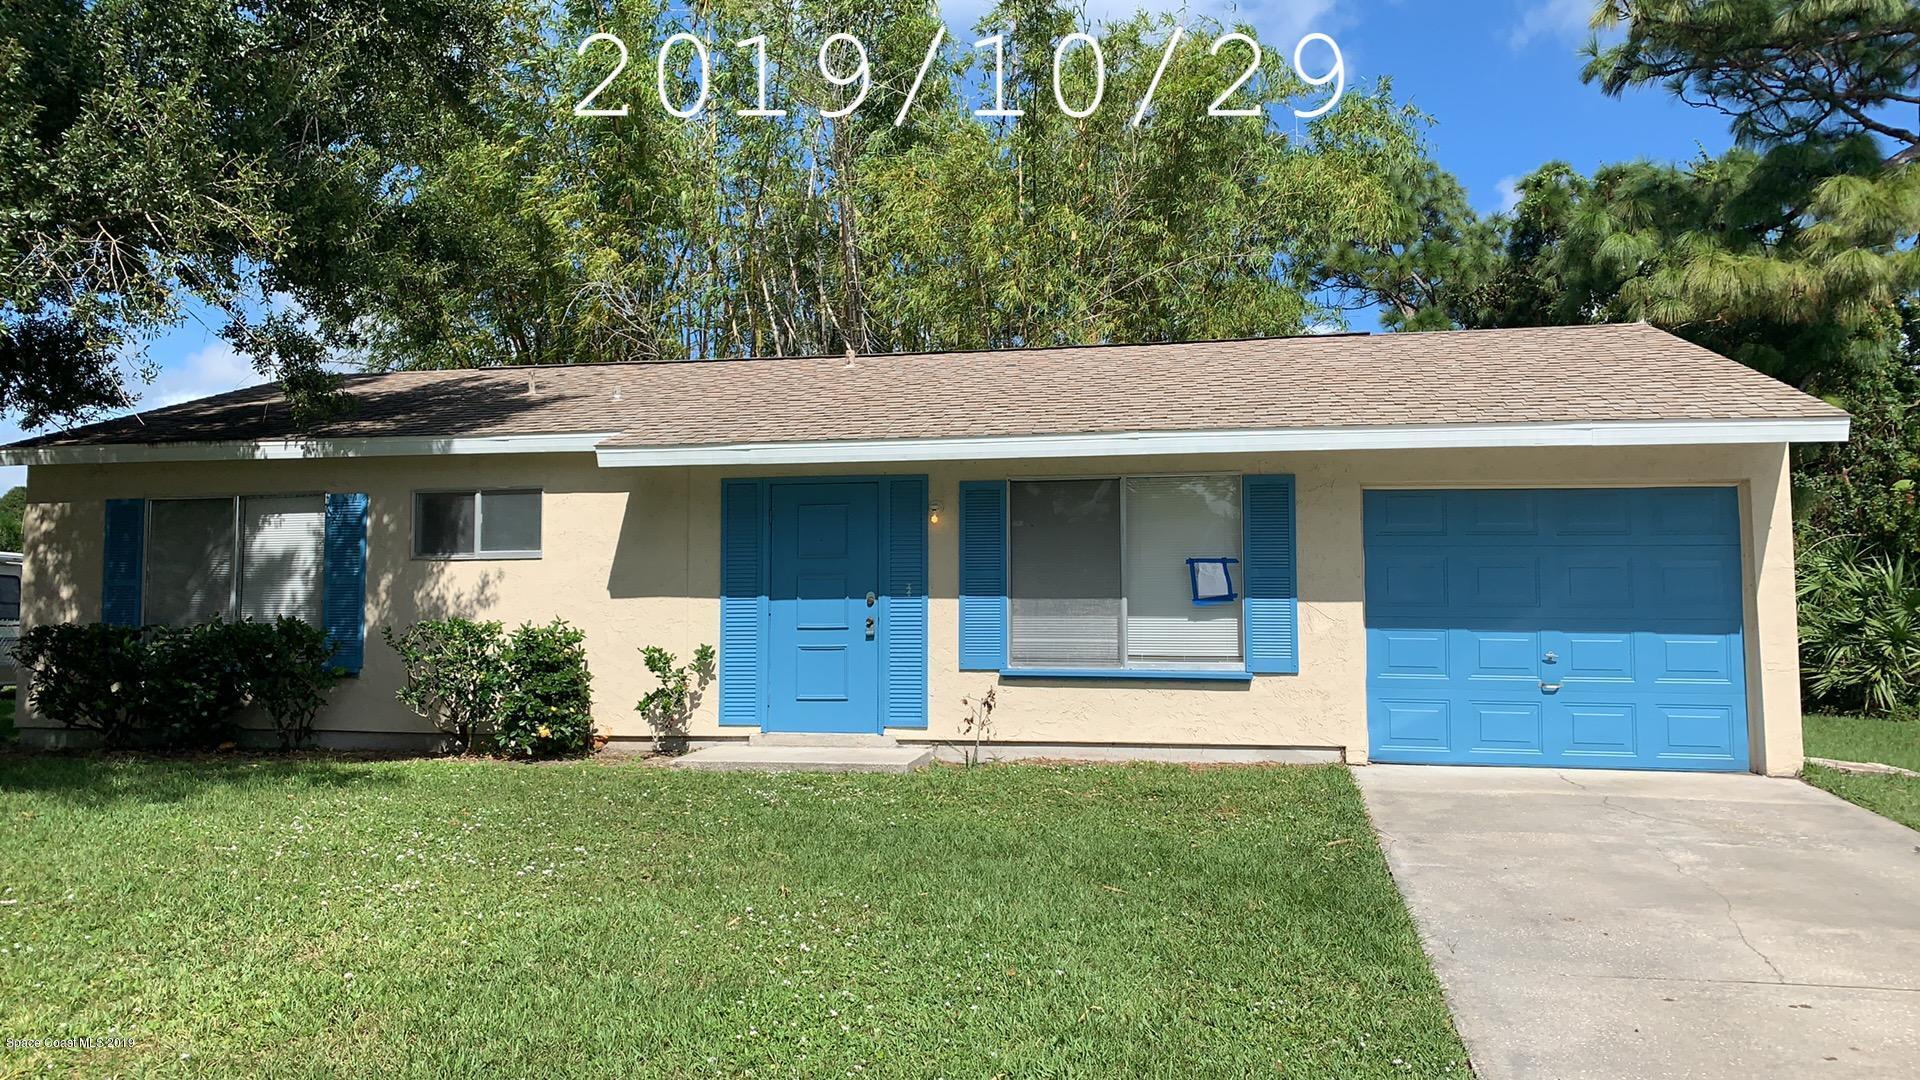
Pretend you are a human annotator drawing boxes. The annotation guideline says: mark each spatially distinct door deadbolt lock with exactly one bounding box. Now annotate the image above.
[1543,651,1558,664]
[866,592,877,607]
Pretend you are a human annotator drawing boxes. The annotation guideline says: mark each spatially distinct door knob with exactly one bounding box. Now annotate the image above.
[865,616,875,639]
[1540,682,1562,694]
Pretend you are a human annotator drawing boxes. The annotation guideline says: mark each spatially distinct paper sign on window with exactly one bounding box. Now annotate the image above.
[1187,557,1240,605]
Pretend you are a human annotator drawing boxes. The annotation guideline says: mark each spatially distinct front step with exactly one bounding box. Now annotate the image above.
[669,741,934,774]
[748,732,899,748]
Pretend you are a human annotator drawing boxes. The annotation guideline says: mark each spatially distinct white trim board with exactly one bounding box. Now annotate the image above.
[594,417,1850,467]
[2,417,1850,468]
[0,432,619,466]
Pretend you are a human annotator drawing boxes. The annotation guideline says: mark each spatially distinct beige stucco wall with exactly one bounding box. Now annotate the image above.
[16,442,1805,774]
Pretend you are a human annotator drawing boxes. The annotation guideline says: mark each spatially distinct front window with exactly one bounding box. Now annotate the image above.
[144,495,325,626]
[413,489,541,558]
[1008,475,1243,671]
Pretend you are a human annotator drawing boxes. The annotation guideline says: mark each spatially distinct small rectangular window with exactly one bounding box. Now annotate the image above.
[0,574,21,622]
[414,490,541,558]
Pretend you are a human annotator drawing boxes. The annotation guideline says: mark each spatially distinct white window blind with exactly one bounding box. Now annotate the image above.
[239,495,325,624]
[145,498,237,626]
[1009,480,1123,667]
[1124,476,1243,664]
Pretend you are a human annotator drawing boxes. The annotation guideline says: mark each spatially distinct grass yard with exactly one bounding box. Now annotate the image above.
[1803,714,1920,832]
[0,758,1465,1078]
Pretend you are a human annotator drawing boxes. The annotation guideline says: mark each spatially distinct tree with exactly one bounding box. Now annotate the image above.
[0,0,526,428]
[1586,0,1920,161]
[342,1,1430,367]
[0,486,24,551]
[1309,149,1501,331]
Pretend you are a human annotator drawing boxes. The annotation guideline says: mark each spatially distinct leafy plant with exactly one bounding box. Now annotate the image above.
[245,618,347,750]
[496,620,594,759]
[635,644,715,752]
[12,624,147,748]
[383,619,506,752]
[11,619,344,750]
[142,620,257,749]
[1798,541,1920,715]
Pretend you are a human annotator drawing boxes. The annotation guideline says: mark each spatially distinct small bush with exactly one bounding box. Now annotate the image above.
[1799,541,1920,715]
[11,619,344,750]
[12,624,147,748]
[247,618,347,749]
[384,618,505,751]
[497,620,594,759]
[635,644,714,751]
[144,619,256,749]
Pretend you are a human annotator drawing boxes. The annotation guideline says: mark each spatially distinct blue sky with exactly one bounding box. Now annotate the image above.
[0,0,1739,489]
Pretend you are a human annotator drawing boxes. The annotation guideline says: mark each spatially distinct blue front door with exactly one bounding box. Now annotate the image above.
[766,481,882,733]
[1365,488,1750,771]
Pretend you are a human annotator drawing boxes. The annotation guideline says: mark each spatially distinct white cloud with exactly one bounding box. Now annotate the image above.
[1509,0,1591,50]
[135,339,265,410]
[0,337,265,495]
[1494,175,1524,213]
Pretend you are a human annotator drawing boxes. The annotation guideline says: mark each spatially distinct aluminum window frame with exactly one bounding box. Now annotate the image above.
[410,488,544,561]
[1005,472,1246,674]
[143,492,327,624]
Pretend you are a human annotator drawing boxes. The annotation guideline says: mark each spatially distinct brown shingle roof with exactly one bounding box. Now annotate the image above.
[10,324,1844,451]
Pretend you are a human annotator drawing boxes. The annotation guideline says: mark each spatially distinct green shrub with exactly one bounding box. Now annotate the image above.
[497,620,594,759]
[635,644,714,751]
[247,618,347,749]
[11,619,344,750]
[12,624,147,748]
[1799,541,1920,715]
[383,618,505,751]
[144,619,256,749]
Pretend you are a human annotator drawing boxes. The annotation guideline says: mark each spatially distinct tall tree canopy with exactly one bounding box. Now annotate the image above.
[1586,0,1920,161]
[0,0,525,427]
[343,0,1433,369]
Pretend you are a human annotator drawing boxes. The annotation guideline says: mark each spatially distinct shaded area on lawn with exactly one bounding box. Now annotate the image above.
[1804,714,1920,832]
[0,759,1466,1078]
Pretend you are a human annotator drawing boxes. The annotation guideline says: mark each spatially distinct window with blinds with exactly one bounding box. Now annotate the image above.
[1008,476,1243,671]
[145,495,325,627]
[239,495,325,624]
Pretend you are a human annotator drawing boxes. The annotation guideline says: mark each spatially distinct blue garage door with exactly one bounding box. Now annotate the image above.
[1365,488,1749,771]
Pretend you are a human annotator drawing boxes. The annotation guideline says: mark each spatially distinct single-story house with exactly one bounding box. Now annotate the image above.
[1,324,1849,774]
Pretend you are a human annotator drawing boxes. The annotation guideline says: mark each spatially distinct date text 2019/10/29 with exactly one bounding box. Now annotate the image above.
[573,27,1346,126]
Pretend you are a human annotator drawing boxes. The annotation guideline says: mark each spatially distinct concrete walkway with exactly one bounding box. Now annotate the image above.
[1354,765,1920,1080]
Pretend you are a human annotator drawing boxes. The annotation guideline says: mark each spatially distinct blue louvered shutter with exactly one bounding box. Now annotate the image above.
[322,493,369,674]
[958,481,1008,671]
[1243,475,1299,674]
[101,499,146,627]
[882,477,929,729]
[719,479,766,727]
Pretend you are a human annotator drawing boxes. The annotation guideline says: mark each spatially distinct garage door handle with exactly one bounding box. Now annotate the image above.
[1540,682,1562,694]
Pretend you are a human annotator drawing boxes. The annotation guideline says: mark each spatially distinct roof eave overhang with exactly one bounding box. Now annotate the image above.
[0,432,619,467]
[592,417,1852,468]
[0,417,1851,468]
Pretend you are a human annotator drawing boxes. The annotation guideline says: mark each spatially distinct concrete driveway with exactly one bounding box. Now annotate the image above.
[1355,765,1920,1080]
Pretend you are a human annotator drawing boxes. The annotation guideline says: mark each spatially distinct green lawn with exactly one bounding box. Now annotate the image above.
[0,759,1465,1078]
[1804,713,1920,832]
